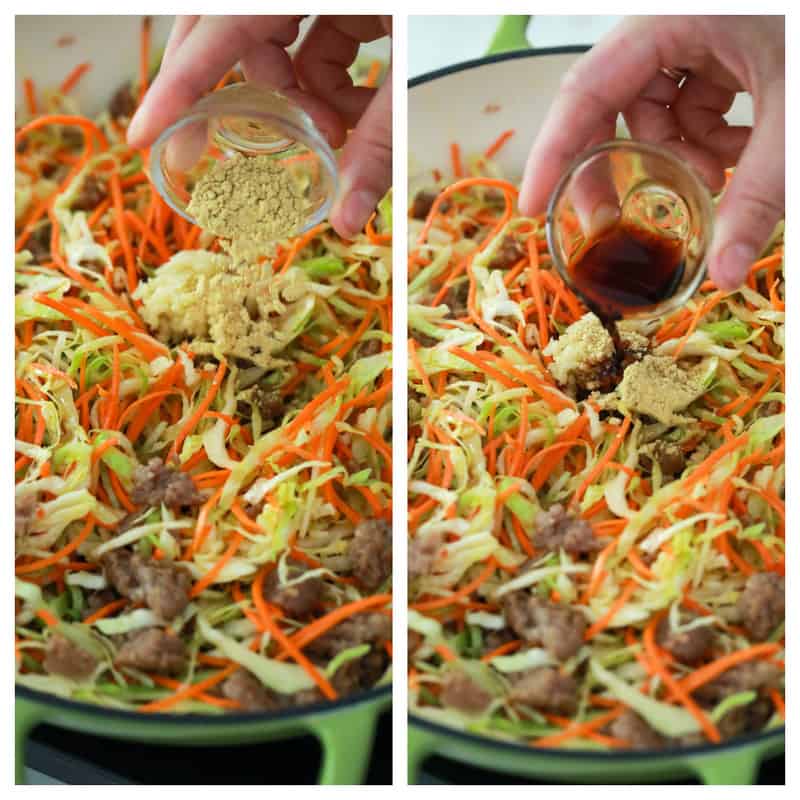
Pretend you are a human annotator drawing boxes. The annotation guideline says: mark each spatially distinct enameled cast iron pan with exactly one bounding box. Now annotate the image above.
[14,15,390,785]
[406,16,784,784]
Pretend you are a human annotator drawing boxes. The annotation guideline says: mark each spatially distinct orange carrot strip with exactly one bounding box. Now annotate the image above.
[109,173,138,293]
[573,417,632,504]
[82,598,129,624]
[480,639,522,662]
[584,578,637,639]
[533,707,624,748]
[60,62,91,95]
[526,236,549,349]
[36,608,59,627]
[139,16,152,101]
[677,642,781,694]
[278,594,392,657]
[91,436,119,465]
[434,643,457,662]
[642,613,721,743]
[364,59,382,88]
[484,129,515,159]
[252,565,337,700]
[169,360,227,460]
[15,517,95,575]
[138,664,239,713]
[189,532,244,598]
[284,376,349,438]
[23,77,38,115]
[411,558,497,612]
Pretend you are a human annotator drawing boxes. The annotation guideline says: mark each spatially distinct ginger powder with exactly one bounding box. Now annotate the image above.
[187,153,304,258]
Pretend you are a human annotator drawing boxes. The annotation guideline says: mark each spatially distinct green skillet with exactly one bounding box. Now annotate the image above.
[14,14,391,785]
[407,15,783,784]
[17,683,389,784]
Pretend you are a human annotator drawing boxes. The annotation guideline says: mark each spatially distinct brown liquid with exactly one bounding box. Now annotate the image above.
[568,221,685,319]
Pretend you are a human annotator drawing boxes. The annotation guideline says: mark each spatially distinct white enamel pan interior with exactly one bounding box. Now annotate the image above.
[15,15,390,116]
[15,15,174,115]
[409,47,753,189]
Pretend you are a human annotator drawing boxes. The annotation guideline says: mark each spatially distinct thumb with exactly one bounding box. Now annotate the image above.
[707,86,784,290]
[329,72,392,239]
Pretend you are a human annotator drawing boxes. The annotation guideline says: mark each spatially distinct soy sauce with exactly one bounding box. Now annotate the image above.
[568,220,685,319]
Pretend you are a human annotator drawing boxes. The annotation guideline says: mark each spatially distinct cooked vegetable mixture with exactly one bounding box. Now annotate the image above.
[15,42,392,714]
[408,133,784,749]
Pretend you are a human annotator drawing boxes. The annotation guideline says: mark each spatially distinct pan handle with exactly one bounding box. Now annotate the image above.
[687,749,761,784]
[407,725,441,784]
[15,699,45,785]
[487,15,532,56]
[308,701,382,785]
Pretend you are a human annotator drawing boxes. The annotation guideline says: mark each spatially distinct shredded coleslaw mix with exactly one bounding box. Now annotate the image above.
[15,28,392,714]
[407,132,784,750]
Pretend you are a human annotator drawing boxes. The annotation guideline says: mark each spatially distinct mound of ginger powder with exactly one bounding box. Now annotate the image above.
[187,152,304,260]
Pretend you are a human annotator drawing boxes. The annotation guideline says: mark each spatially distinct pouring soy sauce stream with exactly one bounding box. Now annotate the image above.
[567,218,688,386]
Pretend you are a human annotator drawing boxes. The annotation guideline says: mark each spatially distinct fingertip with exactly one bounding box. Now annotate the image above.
[517,172,545,218]
[126,92,160,149]
[330,187,378,240]
[708,241,756,291]
[125,110,147,149]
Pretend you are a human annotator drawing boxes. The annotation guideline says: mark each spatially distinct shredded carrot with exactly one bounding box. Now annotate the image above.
[434,643,457,662]
[526,235,549,350]
[91,436,119,465]
[139,16,152,101]
[252,564,337,700]
[573,417,632,503]
[450,142,463,178]
[189,532,244,598]
[678,642,781,694]
[36,608,59,627]
[278,594,392,657]
[584,578,637,639]
[364,59,383,88]
[534,707,624,748]
[23,78,38,115]
[15,517,95,575]
[60,62,91,95]
[138,664,239,713]
[108,172,138,293]
[82,598,129,625]
[169,360,227,460]
[484,129,515,160]
[481,639,521,663]
[411,558,497,612]
[643,613,720,742]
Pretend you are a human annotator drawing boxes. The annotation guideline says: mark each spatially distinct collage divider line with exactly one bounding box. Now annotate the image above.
[390,10,409,788]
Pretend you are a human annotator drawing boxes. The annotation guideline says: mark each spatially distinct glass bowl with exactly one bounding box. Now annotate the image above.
[149,83,338,237]
[545,140,714,320]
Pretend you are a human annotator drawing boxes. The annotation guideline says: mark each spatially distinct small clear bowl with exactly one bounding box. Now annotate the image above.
[546,139,714,319]
[149,83,338,236]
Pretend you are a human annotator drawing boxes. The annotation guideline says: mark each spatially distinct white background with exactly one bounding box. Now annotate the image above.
[4,2,797,795]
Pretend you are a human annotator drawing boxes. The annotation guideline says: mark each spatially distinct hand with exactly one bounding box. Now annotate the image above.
[128,15,392,239]
[519,15,784,290]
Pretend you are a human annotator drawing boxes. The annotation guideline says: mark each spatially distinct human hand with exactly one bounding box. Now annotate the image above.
[519,15,784,290]
[128,15,392,239]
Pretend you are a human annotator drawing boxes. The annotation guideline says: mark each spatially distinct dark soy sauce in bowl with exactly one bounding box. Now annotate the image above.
[568,220,685,320]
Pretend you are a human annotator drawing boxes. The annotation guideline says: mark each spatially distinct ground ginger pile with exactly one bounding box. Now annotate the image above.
[187,153,304,260]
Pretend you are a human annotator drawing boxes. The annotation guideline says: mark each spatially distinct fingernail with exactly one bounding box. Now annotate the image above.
[126,110,143,147]
[339,189,379,237]
[712,242,756,290]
